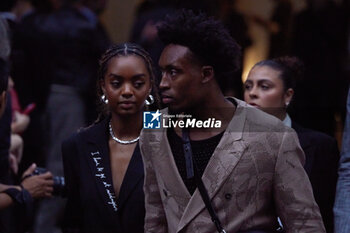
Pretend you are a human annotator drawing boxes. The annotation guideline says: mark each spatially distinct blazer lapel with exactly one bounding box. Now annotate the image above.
[146,112,192,214]
[117,144,144,209]
[177,99,249,232]
[83,118,119,215]
[160,129,192,206]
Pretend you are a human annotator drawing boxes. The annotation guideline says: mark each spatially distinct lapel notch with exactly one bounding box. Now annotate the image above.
[84,118,119,215]
[177,99,248,232]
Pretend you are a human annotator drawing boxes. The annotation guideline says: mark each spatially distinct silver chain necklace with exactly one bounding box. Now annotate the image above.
[109,121,140,144]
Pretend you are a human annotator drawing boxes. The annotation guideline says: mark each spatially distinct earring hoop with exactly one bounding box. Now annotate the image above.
[145,94,154,105]
[101,94,108,104]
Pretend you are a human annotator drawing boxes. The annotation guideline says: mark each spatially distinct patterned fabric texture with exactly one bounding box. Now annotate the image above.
[140,98,325,233]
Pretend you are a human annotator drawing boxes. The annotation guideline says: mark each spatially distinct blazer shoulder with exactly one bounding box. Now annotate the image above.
[62,128,86,149]
[242,103,290,133]
[61,122,102,156]
[61,130,82,162]
[70,119,108,142]
[62,131,79,150]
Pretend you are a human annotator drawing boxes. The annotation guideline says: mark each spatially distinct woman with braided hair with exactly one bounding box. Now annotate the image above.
[61,43,159,233]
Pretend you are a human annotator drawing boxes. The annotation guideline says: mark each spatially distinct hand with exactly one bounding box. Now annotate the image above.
[9,153,18,175]
[21,164,54,199]
[11,111,30,133]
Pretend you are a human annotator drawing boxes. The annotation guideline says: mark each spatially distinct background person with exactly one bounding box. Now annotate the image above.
[21,1,112,231]
[243,56,339,232]
[0,163,53,210]
[0,58,53,232]
[9,77,31,175]
[334,86,350,233]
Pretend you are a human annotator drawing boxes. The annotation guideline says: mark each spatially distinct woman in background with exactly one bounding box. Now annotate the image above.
[62,43,159,233]
[244,56,339,232]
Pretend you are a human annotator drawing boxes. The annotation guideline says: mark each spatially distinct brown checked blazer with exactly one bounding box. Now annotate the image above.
[140,98,325,233]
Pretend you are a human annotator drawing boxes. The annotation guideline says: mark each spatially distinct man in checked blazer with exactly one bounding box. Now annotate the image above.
[140,10,325,233]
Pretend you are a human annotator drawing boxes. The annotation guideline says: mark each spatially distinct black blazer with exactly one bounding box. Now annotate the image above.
[61,117,145,233]
[292,122,339,233]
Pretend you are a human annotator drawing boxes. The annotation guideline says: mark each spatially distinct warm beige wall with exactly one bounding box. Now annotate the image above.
[100,0,307,79]
[100,0,273,80]
[236,0,306,81]
[101,0,275,64]
[236,0,274,82]
[100,0,141,43]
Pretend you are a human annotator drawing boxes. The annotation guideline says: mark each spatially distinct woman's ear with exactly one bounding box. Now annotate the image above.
[100,79,106,94]
[201,66,214,83]
[284,88,294,105]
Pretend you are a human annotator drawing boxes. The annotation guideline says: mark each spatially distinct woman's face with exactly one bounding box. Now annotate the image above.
[101,55,151,116]
[244,65,293,119]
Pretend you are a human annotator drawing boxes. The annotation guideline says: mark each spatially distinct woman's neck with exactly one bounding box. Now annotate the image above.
[275,111,287,121]
[110,113,143,139]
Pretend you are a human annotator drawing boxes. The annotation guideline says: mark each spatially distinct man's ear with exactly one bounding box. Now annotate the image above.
[0,91,7,118]
[201,66,214,83]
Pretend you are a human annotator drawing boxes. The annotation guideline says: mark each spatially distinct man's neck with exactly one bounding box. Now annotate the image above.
[180,94,235,141]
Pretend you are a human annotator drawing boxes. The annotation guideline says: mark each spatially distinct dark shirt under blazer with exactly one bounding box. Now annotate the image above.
[61,117,145,233]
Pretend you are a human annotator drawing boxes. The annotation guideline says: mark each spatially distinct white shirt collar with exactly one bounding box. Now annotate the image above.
[282,114,292,127]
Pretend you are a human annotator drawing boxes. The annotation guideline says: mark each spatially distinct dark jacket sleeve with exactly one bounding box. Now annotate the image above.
[61,135,83,233]
[311,136,339,233]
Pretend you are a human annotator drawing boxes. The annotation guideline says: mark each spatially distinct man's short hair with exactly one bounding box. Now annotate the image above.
[0,58,9,93]
[157,9,241,90]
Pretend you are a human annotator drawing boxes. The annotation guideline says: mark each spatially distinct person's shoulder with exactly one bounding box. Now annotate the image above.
[64,120,105,145]
[234,98,289,133]
[293,122,337,147]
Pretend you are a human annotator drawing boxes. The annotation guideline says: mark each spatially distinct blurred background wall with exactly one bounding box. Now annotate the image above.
[100,0,308,81]
[101,0,140,43]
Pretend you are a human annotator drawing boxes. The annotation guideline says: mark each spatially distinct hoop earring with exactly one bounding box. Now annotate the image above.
[101,94,108,104]
[145,94,154,105]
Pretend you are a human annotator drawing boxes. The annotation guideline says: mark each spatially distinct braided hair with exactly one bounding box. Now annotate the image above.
[96,43,160,119]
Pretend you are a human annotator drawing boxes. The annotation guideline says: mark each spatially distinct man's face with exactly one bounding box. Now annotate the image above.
[158,44,203,113]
